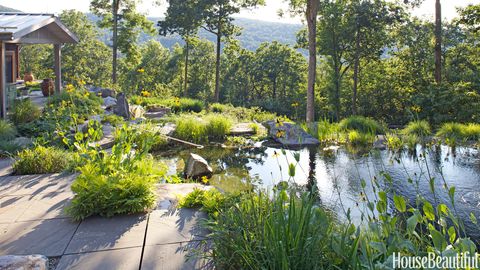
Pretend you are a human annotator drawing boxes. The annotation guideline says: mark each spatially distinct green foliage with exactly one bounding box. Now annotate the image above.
[66,125,166,221]
[178,188,225,217]
[131,96,204,113]
[316,120,342,142]
[339,116,384,134]
[205,115,233,140]
[436,122,480,146]
[385,133,403,151]
[10,99,41,125]
[101,114,125,127]
[13,146,72,175]
[347,130,374,147]
[404,133,419,151]
[0,140,22,157]
[114,124,168,153]
[402,120,431,138]
[175,116,208,144]
[202,191,333,269]
[464,123,480,141]
[0,120,17,140]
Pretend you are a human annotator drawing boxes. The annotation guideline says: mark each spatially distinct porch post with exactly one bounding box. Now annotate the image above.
[54,44,62,93]
[0,42,6,118]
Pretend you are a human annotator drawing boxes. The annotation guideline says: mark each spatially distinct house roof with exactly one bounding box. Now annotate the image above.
[0,13,78,44]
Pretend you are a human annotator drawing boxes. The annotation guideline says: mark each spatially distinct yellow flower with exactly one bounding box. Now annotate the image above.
[137,68,145,73]
[66,84,74,93]
[141,90,151,97]
[275,118,284,127]
[411,105,421,113]
[291,102,299,108]
[272,150,280,158]
[275,130,285,138]
[201,176,209,185]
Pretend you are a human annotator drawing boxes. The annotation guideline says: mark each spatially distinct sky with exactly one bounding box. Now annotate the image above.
[1,0,478,24]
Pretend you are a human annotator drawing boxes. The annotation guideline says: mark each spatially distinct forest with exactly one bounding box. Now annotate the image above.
[17,0,479,126]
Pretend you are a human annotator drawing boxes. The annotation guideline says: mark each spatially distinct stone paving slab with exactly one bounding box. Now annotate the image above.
[65,214,148,254]
[56,246,142,270]
[145,209,207,246]
[141,242,207,270]
[16,192,72,222]
[0,219,79,257]
[0,158,13,177]
[0,174,75,197]
[0,195,31,223]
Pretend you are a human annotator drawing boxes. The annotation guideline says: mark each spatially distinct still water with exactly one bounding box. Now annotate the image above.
[159,143,480,238]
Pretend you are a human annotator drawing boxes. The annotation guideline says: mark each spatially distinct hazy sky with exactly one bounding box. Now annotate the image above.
[2,0,478,24]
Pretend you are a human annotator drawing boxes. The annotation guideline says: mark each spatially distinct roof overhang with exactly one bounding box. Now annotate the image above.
[0,13,79,44]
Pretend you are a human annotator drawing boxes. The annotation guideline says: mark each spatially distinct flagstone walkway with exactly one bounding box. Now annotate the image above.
[0,172,209,270]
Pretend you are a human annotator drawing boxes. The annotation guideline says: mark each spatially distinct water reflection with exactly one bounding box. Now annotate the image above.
[157,144,480,238]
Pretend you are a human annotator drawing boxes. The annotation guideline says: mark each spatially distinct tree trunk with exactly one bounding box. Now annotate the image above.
[434,0,442,84]
[214,21,221,102]
[112,0,119,84]
[306,0,318,123]
[184,38,189,97]
[352,29,361,115]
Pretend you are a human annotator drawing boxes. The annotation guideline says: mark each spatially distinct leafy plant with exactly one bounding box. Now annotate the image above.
[347,130,374,147]
[402,120,431,138]
[205,115,233,141]
[178,188,225,217]
[0,120,17,140]
[436,122,465,147]
[385,133,403,151]
[0,140,22,157]
[339,116,385,134]
[13,145,72,175]
[10,99,41,125]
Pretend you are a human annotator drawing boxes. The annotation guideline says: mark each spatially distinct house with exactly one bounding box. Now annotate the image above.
[0,13,79,118]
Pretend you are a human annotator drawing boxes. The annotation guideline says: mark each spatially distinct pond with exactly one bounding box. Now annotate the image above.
[158,143,480,240]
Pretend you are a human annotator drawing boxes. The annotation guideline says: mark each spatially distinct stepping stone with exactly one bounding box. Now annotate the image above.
[0,195,32,223]
[145,208,207,246]
[64,214,148,254]
[141,242,207,270]
[16,192,72,222]
[0,219,79,257]
[0,174,76,197]
[56,247,142,270]
[228,123,257,136]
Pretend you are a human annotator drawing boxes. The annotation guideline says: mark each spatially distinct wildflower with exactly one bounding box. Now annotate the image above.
[276,130,285,138]
[137,68,145,73]
[66,84,74,93]
[291,102,299,108]
[275,118,284,127]
[272,150,280,158]
[141,90,151,97]
[174,97,180,106]
[201,176,209,185]
[411,105,421,113]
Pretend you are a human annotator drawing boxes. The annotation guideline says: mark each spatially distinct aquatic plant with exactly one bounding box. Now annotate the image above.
[339,116,385,135]
[436,122,465,147]
[385,133,403,151]
[316,120,342,142]
[403,133,419,151]
[463,123,480,141]
[347,130,374,147]
[402,120,431,139]
[175,116,208,144]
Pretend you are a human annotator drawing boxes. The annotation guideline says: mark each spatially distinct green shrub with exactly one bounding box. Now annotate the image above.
[339,116,384,134]
[175,117,208,144]
[101,114,125,127]
[402,120,431,138]
[13,146,72,175]
[46,89,103,119]
[347,130,374,146]
[202,191,333,269]
[385,133,403,150]
[436,122,465,146]
[205,115,233,141]
[115,124,168,152]
[463,123,480,141]
[67,127,167,220]
[10,99,41,125]
[179,188,225,217]
[0,120,17,140]
[0,140,21,157]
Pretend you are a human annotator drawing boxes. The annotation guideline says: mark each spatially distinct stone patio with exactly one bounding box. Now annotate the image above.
[0,171,210,270]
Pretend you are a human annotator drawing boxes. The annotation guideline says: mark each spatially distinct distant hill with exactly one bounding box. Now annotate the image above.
[88,14,303,52]
[0,5,21,12]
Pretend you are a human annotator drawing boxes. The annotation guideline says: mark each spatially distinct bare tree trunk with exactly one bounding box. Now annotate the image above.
[434,0,442,84]
[112,0,120,84]
[214,21,221,102]
[306,0,318,123]
[184,38,189,97]
[352,29,361,115]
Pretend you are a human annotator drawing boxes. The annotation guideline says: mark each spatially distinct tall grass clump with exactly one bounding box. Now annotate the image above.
[436,122,465,146]
[402,120,431,138]
[13,145,72,175]
[339,116,384,134]
[202,191,333,269]
[317,120,341,142]
[205,115,233,141]
[385,133,403,151]
[10,99,41,125]
[175,117,208,144]
[347,130,375,147]
[0,120,17,140]
[463,123,480,141]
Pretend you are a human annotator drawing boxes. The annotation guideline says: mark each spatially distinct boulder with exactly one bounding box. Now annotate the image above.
[373,135,387,150]
[264,120,320,146]
[0,255,48,270]
[101,88,117,98]
[114,93,130,119]
[103,96,117,109]
[184,153,213,180]
[129,105,145,119]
